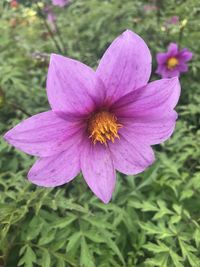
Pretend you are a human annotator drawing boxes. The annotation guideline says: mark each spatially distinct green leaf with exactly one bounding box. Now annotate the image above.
[80,237,95,267]
[84,231,105,243]
[170,215,181,224]
[102,234,125,264]
[141,201,159,212]
[18,246,37,267]
[83,216,113,229]
[41,250,51,267]
[193,228,200,247]
[57,259,65,267]
[51,215,77,229]
[143,241,169,253]
[145,253,169,267]
[39,229,56,246]
[187,252,200,267]
[66,232,82,252]
[169,250,184,267]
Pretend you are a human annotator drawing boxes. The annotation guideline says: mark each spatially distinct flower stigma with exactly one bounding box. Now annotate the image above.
[88,111,122,145]
[167,57,179,69]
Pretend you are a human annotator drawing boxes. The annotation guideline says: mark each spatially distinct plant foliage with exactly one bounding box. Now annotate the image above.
[0,0,200,266]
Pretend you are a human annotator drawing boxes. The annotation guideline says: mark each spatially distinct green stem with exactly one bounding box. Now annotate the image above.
[55,23,67,54]
[8,102,31,117]
[35,2,63,54]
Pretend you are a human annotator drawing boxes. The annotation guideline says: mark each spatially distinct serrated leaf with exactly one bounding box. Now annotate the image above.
[84,231,105,243]
[145,253,169,267]
[194,228,200,247]
[170,215,181,224]
[57,258,65,267]
[187,252,200,267]
[169,250,184,267]
[39,229,56,245]
[42,250,51,267]
[66,232,82,252]
[83,216,113,229]
[80,237,95,267]
[141,201,159,212]
[18,246,37,267]
[102,235,125,264]
[143,241,169,253]
[51,215,77,229]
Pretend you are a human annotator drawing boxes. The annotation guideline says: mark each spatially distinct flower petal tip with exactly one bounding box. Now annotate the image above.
[3,130,12,143]
[99,195,112,204]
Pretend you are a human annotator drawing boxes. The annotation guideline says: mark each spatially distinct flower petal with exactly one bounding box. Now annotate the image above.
[156,53,168,64]
[4,111,83,157]
[112,77,180,117]
[47,54,106,114]
[168,43,178,55]
[81,141,115,203]
[96,30,152,103]
[177,62,188,72]
[28,145,80,187]
[119,111,177,145]
[109,133,155,175]
[156,68,180,78]
[179,49,193,61]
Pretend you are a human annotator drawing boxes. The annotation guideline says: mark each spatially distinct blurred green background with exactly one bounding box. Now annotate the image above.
[0,0,200,266]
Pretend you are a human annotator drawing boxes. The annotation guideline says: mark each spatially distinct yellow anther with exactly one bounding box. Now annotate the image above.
[88,111,122,145]
[167,57,179,70]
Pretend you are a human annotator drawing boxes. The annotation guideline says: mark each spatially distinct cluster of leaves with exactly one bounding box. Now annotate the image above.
[0,0,200,266]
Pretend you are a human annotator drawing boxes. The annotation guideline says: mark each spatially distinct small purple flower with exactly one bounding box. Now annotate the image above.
[47,11,56,24]
[156,43,193,78]
[52,0,70,7]
[44,6,57,32]
[168,16,179,25]
[4,30,181,203]
[164,16,179,30]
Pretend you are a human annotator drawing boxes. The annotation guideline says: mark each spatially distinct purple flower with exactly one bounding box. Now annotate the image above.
[4,30,180,203]
[164,16,179,30]
[168,16,179,25]
[44,6,57,32]
[156,43,193,78]
[52,0,70,7]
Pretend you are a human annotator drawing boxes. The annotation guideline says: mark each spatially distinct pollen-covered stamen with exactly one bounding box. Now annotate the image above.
[88,111,122,145]
[167,57,179,70]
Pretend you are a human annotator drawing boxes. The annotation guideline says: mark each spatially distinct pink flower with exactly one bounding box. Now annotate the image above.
[4,30,180,203]
[10,0,19,8]
[52,0,70,7]
[156,43,193,78]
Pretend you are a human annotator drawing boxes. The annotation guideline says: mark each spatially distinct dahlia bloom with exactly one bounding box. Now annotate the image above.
[52,0,70,7]
[156,43,193,78]
[4,30,180,203]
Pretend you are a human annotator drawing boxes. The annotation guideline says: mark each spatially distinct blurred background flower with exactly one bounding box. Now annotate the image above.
[10,0,19,8]
[156,42,193,78]
[44,6,57,32]
[52,0,70,7]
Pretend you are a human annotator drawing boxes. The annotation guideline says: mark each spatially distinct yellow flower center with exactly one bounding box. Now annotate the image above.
[167,57,179,69]
[88,111,122,145]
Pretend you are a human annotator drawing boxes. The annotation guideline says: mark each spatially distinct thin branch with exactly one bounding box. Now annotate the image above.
[35,2,63,54]
[8,102,31,117]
